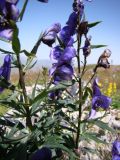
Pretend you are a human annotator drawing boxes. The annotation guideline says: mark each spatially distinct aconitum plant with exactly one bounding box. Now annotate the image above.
[0,0,117,160]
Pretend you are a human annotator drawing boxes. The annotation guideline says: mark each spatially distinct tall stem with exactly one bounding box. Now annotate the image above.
[81,56,87,78]
[75,17,82,148]
[17,55,32,130]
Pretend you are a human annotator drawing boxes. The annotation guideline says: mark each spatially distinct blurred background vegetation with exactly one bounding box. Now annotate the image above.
[0,64,120,115]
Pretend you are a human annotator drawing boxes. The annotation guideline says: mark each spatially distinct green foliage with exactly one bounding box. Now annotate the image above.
[12,24,21,54]
[88,21,102,28]
[91,45,107,49]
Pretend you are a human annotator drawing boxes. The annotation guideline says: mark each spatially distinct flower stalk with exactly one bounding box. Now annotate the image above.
[75,10,82,149]
[16,54,32,130]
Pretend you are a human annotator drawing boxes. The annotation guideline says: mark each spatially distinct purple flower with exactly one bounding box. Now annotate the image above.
[92,78,102,96]
[66,12,78,35]
[59,26,72,47]
[48,90,62,100]
[0,27,13,40]
[50,46,62,61]
[92,95,111,110]
[83,36,91,57]
[0,0,19,40]
[73,0,84,15]
[53,64,74,84]
[31,147,52,160]
[50,46,76,63]
[60,46,76,62]
[89,78,112,119]
[0,54,11,92]
[37,0,48,2]
[112,155,120,160]
[94,49,111,72]
[67,37,74,46]
[112,139,120,160]
[72,0,92,19]
[42,23,61,47]
[59,12,77,46]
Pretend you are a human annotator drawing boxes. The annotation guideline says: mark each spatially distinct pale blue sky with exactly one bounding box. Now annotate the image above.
[0,0,120,65]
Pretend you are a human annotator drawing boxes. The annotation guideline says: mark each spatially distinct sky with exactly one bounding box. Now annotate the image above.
[0,0,120,65]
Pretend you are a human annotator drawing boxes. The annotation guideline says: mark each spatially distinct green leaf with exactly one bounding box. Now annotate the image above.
[49,81,72,92]
[31,32,43,55]
[91,45,107,49]
[23,56,37,72]
[94,120,115,133]
[0,118,24,129]
[6,123,19,138]
[63,134,76,149]
[31,71,41,100]
[88,21,102,28]
[44,117,58,128]
[82,147,97,154]
[19,0,29,21]
[83,87,92,101]
[44,135,78,160]
[0,48,14,54]
[82,132,107,144]
[0,99,26,115]
[0,77,11,89]
[31,89,48,105]
[6,143,27,160]
[60,125,76,133]
[12,25,21,54]
[31,81,71,105]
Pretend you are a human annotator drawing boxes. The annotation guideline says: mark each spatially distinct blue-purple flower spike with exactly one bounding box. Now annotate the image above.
[0,0,19,40]
[31,147,52,160]
[0,54,11,92]
[59,11,77,46]
[49,0,79,100]
[112,139,120,160]
[89,78,112,119]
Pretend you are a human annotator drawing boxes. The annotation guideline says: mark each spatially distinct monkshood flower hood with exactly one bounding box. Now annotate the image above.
[89,78,112,119]
[0,54,11,92]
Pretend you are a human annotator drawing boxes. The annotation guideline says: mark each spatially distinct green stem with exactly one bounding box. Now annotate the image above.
[17,55,32,130]
[81,56,87,78]
[75,31,82,148]
[31,36,42,55]
[84,65,98,90]
[19,0,29,21]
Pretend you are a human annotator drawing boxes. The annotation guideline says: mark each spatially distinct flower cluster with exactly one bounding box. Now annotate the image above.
[0,54,11,92]
[89,78,112,119]
[0,0,19,40]
[48,1,88,99]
